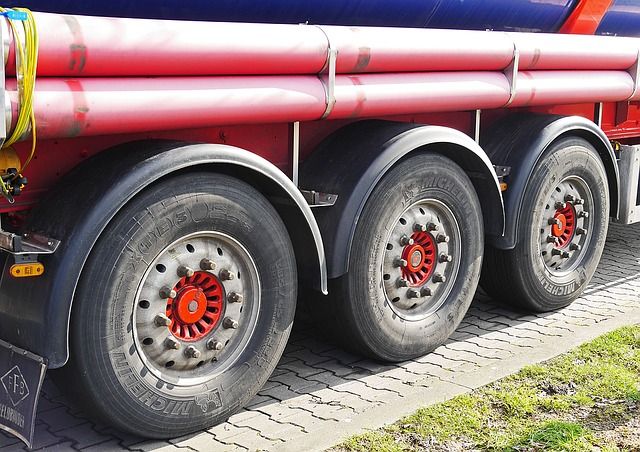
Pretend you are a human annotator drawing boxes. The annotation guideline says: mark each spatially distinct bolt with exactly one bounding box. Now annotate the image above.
[407,288,421,299]
[177,265,195,278]
[164,337,180,350]
[564,194,575,203]
[569,243,581,251]
[436,234,449,243]
[159,286,177,299]
[396,278,409,288]
[184,345,201,359]
[439,253,453,263]
[219,269,235,281]
[223,317,239,329]
[228,292,243,303]
[546,235,558,244]
[154,313,172,327]
[561,251,570,258]
[399,235,414,246]
[433,273,446,283]
[576,227,587,235]
[548,218,562,226]
[574,198,584,205]
[551,248,562,256]
[555,201,567,210]
[200,258,216,271]
[427,222,439,232]
[394,258,408,268]
[414,223,427,232]
[206,339,224,351]
[578,211,589,219]
[421,287,432,297]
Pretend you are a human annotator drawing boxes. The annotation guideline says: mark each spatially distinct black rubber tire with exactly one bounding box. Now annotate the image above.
[58,172,297,438]
[312,153,483,362]
[481,137,609,312]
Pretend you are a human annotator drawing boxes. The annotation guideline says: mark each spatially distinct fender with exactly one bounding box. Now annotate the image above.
[0,141,327,367]
[482,114,620,250]
[300,120,504,279]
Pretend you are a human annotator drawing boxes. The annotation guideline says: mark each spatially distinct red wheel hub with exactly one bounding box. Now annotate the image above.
[401,232,437,286]
[552,204,576,248]
[166,271,224,341]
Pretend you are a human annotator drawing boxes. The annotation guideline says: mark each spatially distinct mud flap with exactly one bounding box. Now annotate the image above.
[0,339,46,448]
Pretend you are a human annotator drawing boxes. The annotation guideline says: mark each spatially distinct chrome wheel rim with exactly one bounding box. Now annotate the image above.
[132,231,260,386]
[382,199,462,321]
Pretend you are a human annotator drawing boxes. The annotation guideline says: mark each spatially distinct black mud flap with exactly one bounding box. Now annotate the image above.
[0,339,46,448]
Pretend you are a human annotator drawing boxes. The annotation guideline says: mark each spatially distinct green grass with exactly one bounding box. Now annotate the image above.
[334,325,640,452]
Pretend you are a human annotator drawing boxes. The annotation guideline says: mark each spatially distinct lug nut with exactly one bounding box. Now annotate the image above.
[177,265,195,278]
[207,339,224,351]
[576,227,587,235]
[433,273,446,283]
[407,289,421,299]
[561,251,570,258]
[200,258,216,271]
[574,198,584,205]
[164,337,180,350]
[394,258,408,268]
[436,234,450,243]
[414,223,427,232]
[154,313,172,327]
[569,243,581,251]
[564,194,575,203]
[548,218,562,226]
[223,317,239,329]
[399,235,414,246]
[396,278,409,288]
[551,248,562,256]
[555,201,567,210]
[421,287,432,297]
[228,292,243,303]
[439,253,453,263]
[427,222,439,232]
[159,286,177,299]
[219,269,235,280]
[185,345,201,359]
[546,235,558,244]
[578,211,589,219]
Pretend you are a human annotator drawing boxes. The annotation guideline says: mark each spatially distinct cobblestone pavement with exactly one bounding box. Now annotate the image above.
[2,222,640,451]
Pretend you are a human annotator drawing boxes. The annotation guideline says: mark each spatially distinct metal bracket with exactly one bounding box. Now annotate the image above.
[0,230,60,256]
[300,189,338,207]
[493,165,511,180]
[628,49,640,100]
[320,48,338,119]
[613,144,640,224]
[291,121,300,186]
[473,109,481,144]
[594,102,604,127]
[504,45,520,107]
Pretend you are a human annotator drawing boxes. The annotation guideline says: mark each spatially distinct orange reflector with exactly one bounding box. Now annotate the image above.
[10,262,44,278]
[500,182,508,192]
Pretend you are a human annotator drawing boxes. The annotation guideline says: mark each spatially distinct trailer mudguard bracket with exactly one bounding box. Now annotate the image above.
[0,140,327,368]
[300,120,504,279]
[482,114,620,250]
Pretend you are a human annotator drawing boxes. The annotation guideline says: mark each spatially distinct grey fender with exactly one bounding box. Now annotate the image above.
[0,140,327,367]
[300,120,504,279]
[481,114,620,250]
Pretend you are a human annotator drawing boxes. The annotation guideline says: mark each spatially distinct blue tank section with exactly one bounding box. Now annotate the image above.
[597,0,640,36]
[4,0,576,33]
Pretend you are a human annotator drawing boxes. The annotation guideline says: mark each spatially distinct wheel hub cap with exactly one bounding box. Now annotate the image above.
[551,205,575,247]
[167,271,223,340]
[401,234,436,284]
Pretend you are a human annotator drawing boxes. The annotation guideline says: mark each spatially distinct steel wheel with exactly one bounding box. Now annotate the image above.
[539,176,594,275]
[382,200,461,321]
[133,232,260,385]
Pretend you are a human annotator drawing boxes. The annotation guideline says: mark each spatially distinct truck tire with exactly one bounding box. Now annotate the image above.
[317,153,483,362]
[481,137,609,311]
[60,172,297,438]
